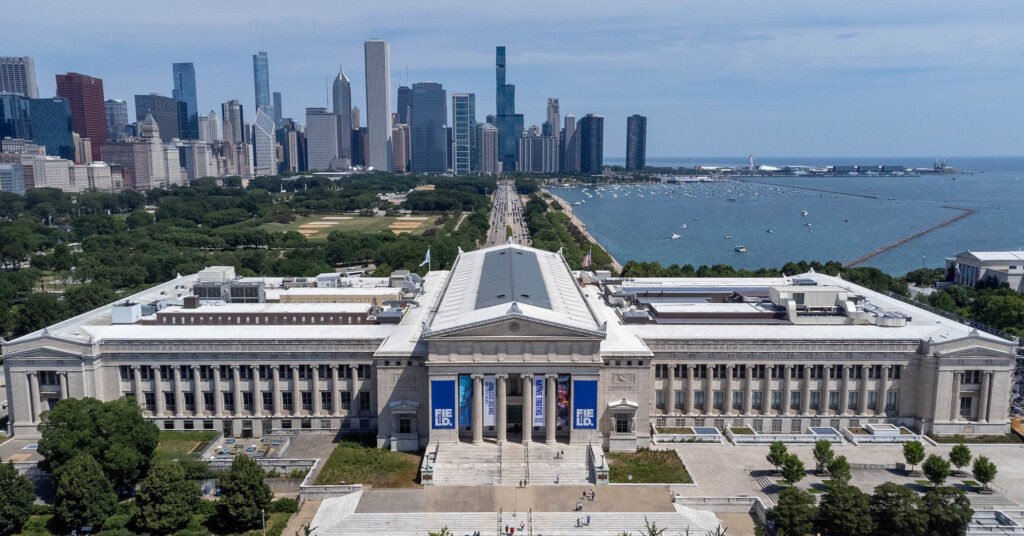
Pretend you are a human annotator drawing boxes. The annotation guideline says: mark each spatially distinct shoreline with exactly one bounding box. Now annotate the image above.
[542,188,624,273]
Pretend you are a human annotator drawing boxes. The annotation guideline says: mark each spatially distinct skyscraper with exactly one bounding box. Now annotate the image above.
[517,127,558,174]
[561,114,579,172]
[476,123,499,174]
[625,114,647,171]
[28,97,74,160]
[578,113,604,174]
[252,51,271,112]
[252,108,276,176]
[104,98,128,140]
[55,72,106,161]
[272,91,282,126]
[546,98,560,139]
[363,40,392,171]
[0,57,38,98]
[305,107,340,170]
[451,93,476,175]
[134,94,180,141]
[221,99,243,144]
[351,106,361,128]
[391,123,409,173]
[409,82,446,173]
[332,69,352,165]
[495,46,524,172]
[172,62,199,139]
[199,110,222,143]
[396,85,411,125]
[0,92,31,139]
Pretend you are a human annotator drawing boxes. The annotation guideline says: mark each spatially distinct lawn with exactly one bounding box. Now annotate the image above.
[928,433,1023,444]
[607,449,693,484]
[156,430,219,455]
[658,427,694,434]
[730,427,755,435]
[260,213,442,239]
[314,440,422,488]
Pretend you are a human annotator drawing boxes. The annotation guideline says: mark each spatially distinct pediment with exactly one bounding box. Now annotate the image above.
[5,343,88,360]
[935,345,1014,360]
[424,315,604,341]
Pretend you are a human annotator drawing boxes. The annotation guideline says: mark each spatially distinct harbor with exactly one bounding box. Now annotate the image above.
[542,187,624,273]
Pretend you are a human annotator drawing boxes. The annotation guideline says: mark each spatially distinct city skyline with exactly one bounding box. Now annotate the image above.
[8,1,1024,157]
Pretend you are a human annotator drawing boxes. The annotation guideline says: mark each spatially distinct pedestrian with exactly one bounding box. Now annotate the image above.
[505,524,509,534]
[555,474,560,484]
[587,514,591,526]
[520,521,525,531]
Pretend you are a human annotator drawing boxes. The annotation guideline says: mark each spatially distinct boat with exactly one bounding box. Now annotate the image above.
[693,217,701,221]
[671,233,681,239]
[680,224,687,229]
[766,229,773,233]
[727,198,737,202]
[804,222,812,227]
[735,245,748,253]
[572,201,582,206]
[801,210,808,216]
[724,235,732,239]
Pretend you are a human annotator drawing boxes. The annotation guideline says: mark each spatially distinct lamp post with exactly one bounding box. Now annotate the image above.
[262,508,265,536]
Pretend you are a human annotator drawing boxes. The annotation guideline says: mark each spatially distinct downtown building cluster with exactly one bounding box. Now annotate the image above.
[1,45,650,195]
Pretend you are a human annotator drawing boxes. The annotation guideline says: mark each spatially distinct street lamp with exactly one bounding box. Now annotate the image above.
[262,508,266,536]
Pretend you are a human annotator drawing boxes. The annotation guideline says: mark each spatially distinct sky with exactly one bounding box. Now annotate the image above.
[6,0,1024,158]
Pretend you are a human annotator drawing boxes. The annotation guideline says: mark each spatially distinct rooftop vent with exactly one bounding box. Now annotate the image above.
[792,278,817,286]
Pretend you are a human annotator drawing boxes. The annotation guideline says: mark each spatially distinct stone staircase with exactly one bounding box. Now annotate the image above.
[500,442,528,486]
[528,444,592,485]
[431,443,500,486]
[432,442,593,487]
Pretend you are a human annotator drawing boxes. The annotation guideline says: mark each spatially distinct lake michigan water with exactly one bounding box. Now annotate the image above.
[554,157,1024,275]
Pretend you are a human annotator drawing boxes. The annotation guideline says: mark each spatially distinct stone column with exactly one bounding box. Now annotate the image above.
[760,366,771,416]
[685,365,696,415]
[272,366,283,417]
[191,365,203,416]
[291,365,301,417]
[949,371,962,421]
[801,367,811,415]
[132,365,144,411]
[522,374,534,444]
[723,365,734,416]
[59,371,68,399]
[312,365,322,416]
[350,364,360,405]
[978,371,991,423]
[743,364,753,415]
[28,372,41,423]
[704,366,713,415]
[496,374,508,444]
[251,365,263,417]
[858,366,869,415]
[472,374,484,445]
[331,365,341,416]
[878,366,890,415]
[173,366,185,417]
[231,365,242,416]
[781,365,792,416]
[545,374,557,444]
[839,365,851,416]
[212,365,224,417]
[152,366,165,417]
[821,367,832,416]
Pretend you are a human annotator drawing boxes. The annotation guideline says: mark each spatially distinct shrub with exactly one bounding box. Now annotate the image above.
[268,498,298,514]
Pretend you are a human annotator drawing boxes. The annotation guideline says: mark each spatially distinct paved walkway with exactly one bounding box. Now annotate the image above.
[356,485,675,514]
[282,499,320,536]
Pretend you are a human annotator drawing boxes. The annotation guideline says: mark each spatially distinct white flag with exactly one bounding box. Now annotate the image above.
[419,247,431,267]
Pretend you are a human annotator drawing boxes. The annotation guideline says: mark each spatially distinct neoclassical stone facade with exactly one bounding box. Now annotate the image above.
[2,244,1016,450]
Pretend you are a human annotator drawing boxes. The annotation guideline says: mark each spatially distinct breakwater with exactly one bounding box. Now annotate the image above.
[843,206,976,268]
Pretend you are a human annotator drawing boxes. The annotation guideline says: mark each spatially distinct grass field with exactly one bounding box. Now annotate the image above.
[607,449,693,484]
[156,430,219,455]
[262,214,441,239]
[314,440,422,487]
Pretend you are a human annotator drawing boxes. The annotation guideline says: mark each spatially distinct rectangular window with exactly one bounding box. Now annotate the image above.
[261,392,273,412]
[183,420,195,430]
[301,419,312,429]
[655,364,669,379]
[119,366,130,381]
[790,391,801,411]
[713,390,724,411]
[828,392,839,410]
[752,391,763,411]
[752,419,763,432]
[184,392,196,412]
[615,414,630,433]
[282,392,294,412]
[243,392,254,412]
[959,396,972,418]
[164,392,176,413]
[886,391,898,411]
[223,393,234,413]
[790,419,802,433]
[144,392,156,412]
[674,365,685,379]
[358,365,371,380]
[732,391,743,411]
[696,365,707,379]
[891,365,901,379]
[358,391,371,411]
[301,392,313,411]
[399,416,412,434]
[854,365,863,379]
[655,390,667,411]
[203,392,215,412]
[810,391,821,411]
[674,390,686,411]
[735,365,745,379]
[341,392,352,411]
[163,420,175,430]
[770,391,782,410]
[282,420,293,429]
[848,391,859,411]
[321,392,333,411]
[203,420,214,430]
[771,419,783,432]
[868,391,878,410]
[694,391,706,411]
[795,365,805,379]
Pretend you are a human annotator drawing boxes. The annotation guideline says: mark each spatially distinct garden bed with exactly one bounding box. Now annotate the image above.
[928,433,1023,444]
[651,423,721,444]
[156,430,219,455]
[607,449,693,484]
[314,440,422,488]
[842,426,922,445]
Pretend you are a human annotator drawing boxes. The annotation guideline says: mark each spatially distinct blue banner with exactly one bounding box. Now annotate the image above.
[458,375,472,428]
[573,380,598,429]
[533,377,545,427]
[431,380,456,429]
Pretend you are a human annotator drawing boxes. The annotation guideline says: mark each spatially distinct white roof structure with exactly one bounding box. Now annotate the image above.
[957,251,1024,263]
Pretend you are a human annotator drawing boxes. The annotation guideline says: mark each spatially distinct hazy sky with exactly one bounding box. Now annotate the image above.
[8,1,1024,157]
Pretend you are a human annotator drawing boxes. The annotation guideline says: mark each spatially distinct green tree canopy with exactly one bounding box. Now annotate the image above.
[0,462,36,536]
[922,454,951,487]
[216,455,272,529]
[921,487,973,536]
[37,397,159,490]
[972,456,997,491]
[816,483,873,536]
[870,482,927,536]
[768,487,818,536]
[767,441,788,472]
[136,458,201,534]
[54,454,117,531]
[948,444,972,475]
[903,440,925,474]
[812,439,834,474]
[780,453,806,486]
[826,455,851,486]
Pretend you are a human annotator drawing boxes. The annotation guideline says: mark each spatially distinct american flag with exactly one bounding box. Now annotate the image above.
[582,248,592,268]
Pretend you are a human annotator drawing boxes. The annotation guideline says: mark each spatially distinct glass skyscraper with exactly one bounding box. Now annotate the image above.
[451,93,476,174]
[495,46,523,173]
[578,113,604,174]
[252,51,271,113]
[0,92,31,139]
[134,93,180,141]
[105,98,128,140]
[252,108,276,176]
[28,97,74,160]
[409,82,447,173]
[625,114,647,171]
[172,63,199,139]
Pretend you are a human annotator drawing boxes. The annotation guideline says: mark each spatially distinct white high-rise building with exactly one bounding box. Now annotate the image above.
[332,69,352,166]
[363,39,392,171]
[476,123,499,174]
[0,57,38,98]
[305,107,340,171]
[199,110,222,143]
[86,162,114,191]
[252,108,276,177]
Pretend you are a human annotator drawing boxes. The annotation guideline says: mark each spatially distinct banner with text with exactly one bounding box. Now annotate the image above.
[483,375,496,427]
[458,375,472,428]
[533,377,545,427]
[431,380,456,429]
[572,380,598,429]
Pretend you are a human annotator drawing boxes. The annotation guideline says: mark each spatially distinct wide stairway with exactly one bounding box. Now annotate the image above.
[500,442,528,485]
[431,443,500,486]
[527,444,591,485]
[432,442,592,486]
[316,510,717,536]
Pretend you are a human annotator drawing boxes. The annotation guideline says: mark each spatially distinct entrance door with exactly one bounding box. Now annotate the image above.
[508,404,523,434]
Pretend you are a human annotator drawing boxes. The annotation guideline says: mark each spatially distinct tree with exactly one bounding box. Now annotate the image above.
[948,444,972,476]
[37,397,159,490]
[922,487,973,536]
[216,455,272,529]
[972,456,997,491]
[815,483,873,536]
[767,441,788,472]
[870,482,927,536]
[903,440,925,474]
[826,455,851,485]
[54,454,117,531]
[768,487,817,536]
[922,454,951,487]
[780,454,805,486]
[812,439,834,474]
[0,462,36,536]
[136,459,201,534]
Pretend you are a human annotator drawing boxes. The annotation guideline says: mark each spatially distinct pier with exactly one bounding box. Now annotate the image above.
[843,206,976,268]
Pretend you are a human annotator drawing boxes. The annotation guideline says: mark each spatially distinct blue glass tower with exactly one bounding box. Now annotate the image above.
[0,92,32,139]
[172,62,199,139]
[252,51,271,113]
[409,82,447,173]
[28,97,74,160]
[495,46,523,172]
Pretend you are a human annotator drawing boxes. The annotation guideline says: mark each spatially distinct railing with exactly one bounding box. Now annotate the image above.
[588,442,609,485]
[498,442,504,485]
[524,441,531,485]
[419,442,438,486]
[529,508,534,536]
[497,508,502,536]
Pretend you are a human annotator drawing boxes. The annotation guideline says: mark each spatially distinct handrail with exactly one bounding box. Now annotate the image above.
[529,508,534,536]
[524,441,530,485]
[498,443,503,485]
[497,508,502,536]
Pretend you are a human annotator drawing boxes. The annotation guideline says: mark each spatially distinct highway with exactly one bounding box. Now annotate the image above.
[486,180,532,247]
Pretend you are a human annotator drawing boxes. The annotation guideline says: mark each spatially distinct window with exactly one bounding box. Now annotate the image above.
[338,366,351,379]
[868,391,878,410]
[184,392,196,412]
[673,365,686,379]
[790,391,801,411]
[808,365,823,379]
[959,396,973,418]
[830,419,841,430]
[282,366,294,380]
[772,365,786,380]
[298,365,312,380]
[771,419,783,433]
[399,416,412,434]
[752,391,763,411]
[301,392,313,411]
[752,419,763,432]
[259,365,272,380]
[262,392,273,412]
[713,418,725,431]
[732,391,743,411]
[321,419,331,429]
[164,392,176,413]
[357,365,371,380]
[868,365,882,379]
[828,392,839,410]
[243,392,254,412]
[854,365,863,379]
[223,393,235,413]
[139,367,152,380]
[282,420,293,429]
[885,391,898,411]
[199,366,211,380]
[735,365,745,379]
[810,418,821,428]
[144,393,156,412]
[340,392,352,411]
[829,365,839,380]
[318,364,330,378]
[203,420,214,430]
[751,365,766,379]
[810,391,821,411]
[119,366,130,381]
[238,367,251,380]
[770,391,782,410]
[713,390,723,411]
[282,392,294,412]
[848,391,859,411]
[790,419,802,433]
[795,365,805,379]
[694,391,705,411]
[164,420,175,430]
[674,390,686,411]
[655,390,666,411]
[615,414,630,434]
[321,392,333,411]
[184,420,195,430]
[695,365,707,379]
[39,371,58,385]
[891,365,901,379]
[203,393,215,412]
[655,364,669,379]
[301,419,312,429]
[358,391,371,412]
[962,370,981,384]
